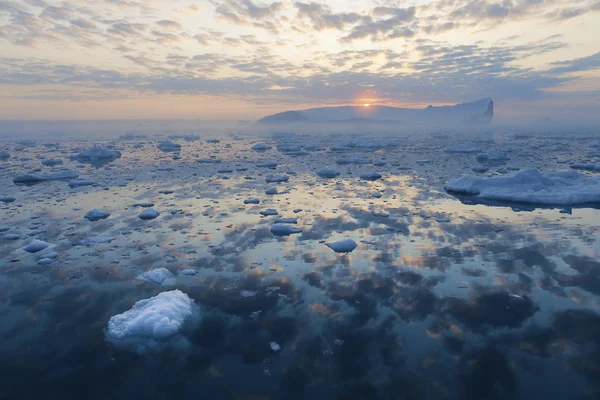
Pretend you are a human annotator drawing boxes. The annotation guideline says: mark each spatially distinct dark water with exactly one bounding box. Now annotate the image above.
[1,130,599,399]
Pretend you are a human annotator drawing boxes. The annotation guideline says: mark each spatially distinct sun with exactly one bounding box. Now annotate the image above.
[364,103,370,107]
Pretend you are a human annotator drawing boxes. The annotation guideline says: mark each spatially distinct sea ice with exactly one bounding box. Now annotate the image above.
[22,239,49,253]
[444,144,482,153]
[260,209,279,216]
[142,268,175,285]
[157,140,181,152]
[570,163,600,171]
[179,269,198,276]
[139,208,160,220]
[0,196,16,203]
[271,224,303,236]
[445,168,600,205]
[270,342,281,351]
[3,233,20,240]
[42,158,63,166]
[252,143,271,151]
[244,198,260,204]
[68,179,95,188]
[325,239,358,253]
[476,150,510,162]
[316,168,341,178]
[78,236,115,245]
[73,145,121,161]
[359,172,382,181]
[274,218,297,224]
[266,174,289,183]
[84,209,110,221]
[13,170,79,184]
[105,290,194,353]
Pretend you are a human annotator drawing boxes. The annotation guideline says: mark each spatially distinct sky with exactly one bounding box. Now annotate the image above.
[0,0,599,121]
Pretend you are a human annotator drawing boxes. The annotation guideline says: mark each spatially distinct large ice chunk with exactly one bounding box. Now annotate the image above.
[445,168,600,205]
[105,290,194,353]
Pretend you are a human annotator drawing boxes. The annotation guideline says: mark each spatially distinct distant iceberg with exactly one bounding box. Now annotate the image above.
[257,98,493,125]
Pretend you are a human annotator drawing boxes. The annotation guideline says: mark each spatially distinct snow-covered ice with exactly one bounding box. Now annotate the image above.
[13,170,79,184]
[0,196,16,203]
[265,174,289,183]
[157,140,181,152]
[446,168,600,205]
[105,290,194,353]
[73,145,121,161]
[142,268,175,285]
[476,150,510,162]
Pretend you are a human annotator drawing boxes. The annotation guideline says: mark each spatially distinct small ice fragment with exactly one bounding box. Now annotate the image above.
[270,341,281,351]
[0,196,16,203]
[260,209,278,216]
[84,209,110,221]
[325,239,357,253]
[273,218,297,224]
[240,290,257,297]
[3,233,20,240]
[142,268,175,285]
[266,174,289,183]
[139,208,160,220]
[178,269,197,276]
[23,239,49,253]
[244,198,260,204]
[271,224,303,236]
[316,168,341,178]
[359,172,382,181]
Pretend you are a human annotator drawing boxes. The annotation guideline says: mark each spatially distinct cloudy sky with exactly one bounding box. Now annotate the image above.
[0,0,599,121]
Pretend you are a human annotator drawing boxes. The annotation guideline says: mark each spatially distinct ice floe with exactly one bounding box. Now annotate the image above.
[139,208,160,220]
[42,158,63,166]
[476,150,510,162]
[142,268,175,285]
[73,145,121,161]
[316,168,341,178]
[444,144,482,153]
[78,235,115,245]
[0,196,16,203]
[325,239,358,253]
[271,224,303,236]
[22,239,49,253]
[105,290,194,353]
[445,168,600,205]
[265,174,289,183]
[244,198,260,204]
[84,209,110,221]
[359,172,382,181]
[13,170,79,184]
[157,140,181,152]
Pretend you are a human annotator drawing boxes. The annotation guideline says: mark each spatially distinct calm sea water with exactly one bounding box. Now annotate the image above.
[1,125,599,399]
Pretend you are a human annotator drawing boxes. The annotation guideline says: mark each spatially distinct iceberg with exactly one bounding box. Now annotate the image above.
[105,290,194,353]
[142,268,174,285]
[257,98,494,125]
[22,239,49,253]
[445,168,600,205]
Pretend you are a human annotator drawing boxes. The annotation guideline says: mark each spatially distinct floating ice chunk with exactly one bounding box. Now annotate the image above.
[134,202,155,208]
[476,150,510,162]
[325,239,357,253]
[73,145,121,161]
[0,150,10,160]
[445,168,600,205]
[78,235,115,245]
[336,157,371,165]
[0,196,16,203]
[260,209,278,216]
[372,192,382,198]
[157,140,181,152]
[142,268,175,285]
[274,217,297,224]
[139,208,160,220]
[178,269,198,276]
[265,188,279,195]
[217,169,233,173]
[252,143,272,151]
[471,166,489,173]
[13,170,79,184]
[359,172,382,181]
[3,233,20,240]
[84,209,110,221]
[23,239,49,253]
[271,224,303,236]
[334,339,344,346]
[240,290,257,297]
[159,190,174,194]
[436,217,451,223]
[38,258,55,266]
[41,251,58,259]
[105,290,194,353]
[316,168,341,178]
[570,163,600,171]
[266,174,289,183]
[42,158,63,166]
[445,144,482,153]
[270,342,281,351]
[69,179,95,188]
[257,162,277,168]
[244,198,260,204]
[196,158,221,164]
